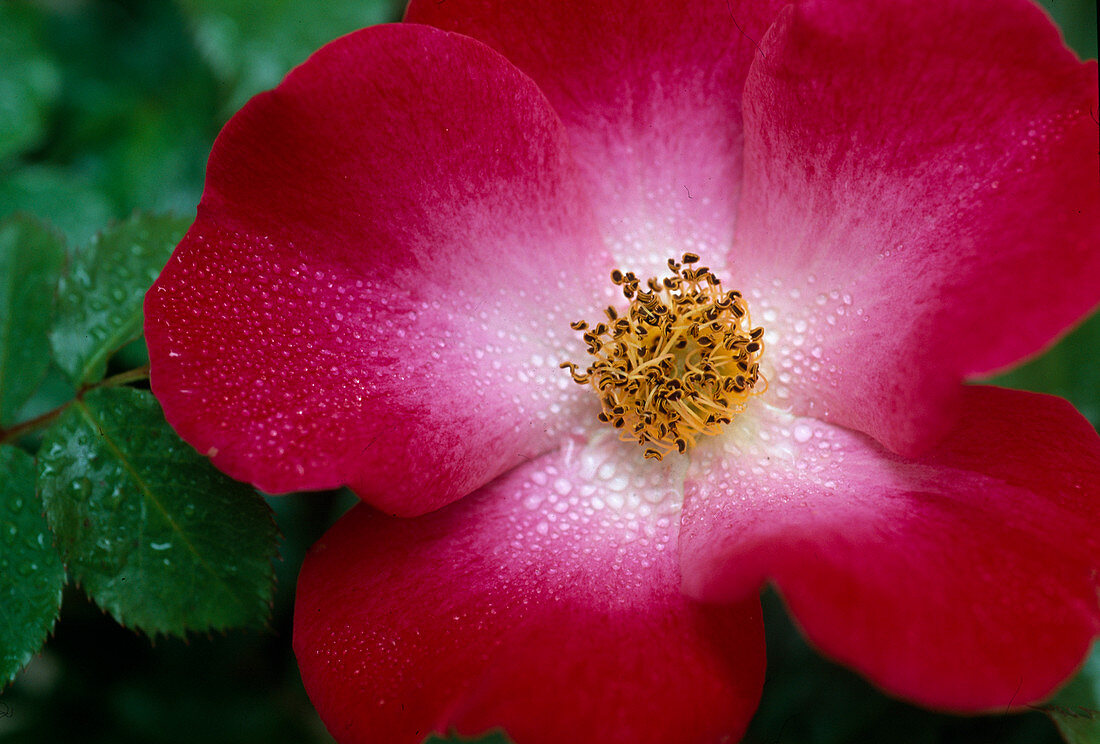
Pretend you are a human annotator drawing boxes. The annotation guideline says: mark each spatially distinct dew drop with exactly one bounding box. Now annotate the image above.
[106,487,123,509]
[793,423,814,443]
[72,478,93,501]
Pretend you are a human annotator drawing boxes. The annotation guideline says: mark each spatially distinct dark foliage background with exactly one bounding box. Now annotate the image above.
[0,0,1095,741]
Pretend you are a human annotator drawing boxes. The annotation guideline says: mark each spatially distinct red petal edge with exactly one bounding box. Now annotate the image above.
[145,23,606,514]
[407,0,787,277]
[681,387,1100,711]
[295,442,766,744]
[734,0,1100,455]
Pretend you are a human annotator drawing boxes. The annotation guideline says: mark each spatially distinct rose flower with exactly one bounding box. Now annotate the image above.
[145,0,1100,742]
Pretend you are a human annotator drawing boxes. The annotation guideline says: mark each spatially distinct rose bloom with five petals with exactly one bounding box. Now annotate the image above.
[144,0,1100,742]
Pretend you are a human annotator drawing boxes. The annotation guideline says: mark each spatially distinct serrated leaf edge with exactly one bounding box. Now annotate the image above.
[72,397,258,624]
[0,446,65,688]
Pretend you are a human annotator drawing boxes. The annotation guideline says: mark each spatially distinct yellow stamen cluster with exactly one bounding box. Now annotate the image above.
[561,253,766,461]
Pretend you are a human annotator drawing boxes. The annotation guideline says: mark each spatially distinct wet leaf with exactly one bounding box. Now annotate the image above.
[38,387,277,636]
[0,215,66,427]
[0,445,65,687]
[50,213,189,386]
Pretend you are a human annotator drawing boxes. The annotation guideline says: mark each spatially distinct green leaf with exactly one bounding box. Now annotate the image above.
[1043,0,1098,60]
[988,310,1100,429]
[1038,643,1100,744]
[0,3,61,161]
[49,213,189,386]
[31,1,217,215]
[178,0,400,112]
[38,387,277,636]
[0,165,114,247]
[425,733,513,744]
[0,215,66,427]
[0,445,65,686]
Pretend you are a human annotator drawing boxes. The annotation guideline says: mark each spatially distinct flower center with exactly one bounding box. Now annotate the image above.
[561,254,766,461]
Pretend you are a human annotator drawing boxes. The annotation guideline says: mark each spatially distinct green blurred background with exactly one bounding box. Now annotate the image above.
[0,0,1096,742]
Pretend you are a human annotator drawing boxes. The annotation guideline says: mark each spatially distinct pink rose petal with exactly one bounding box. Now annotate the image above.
[680,387,1100,710]
[146,24,608,514]
[145,0,1100,733]
[734,0,1100,455]
[407,0,787,278]
[295,435,766,743]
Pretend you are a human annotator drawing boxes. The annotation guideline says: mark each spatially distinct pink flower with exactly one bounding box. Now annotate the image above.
[144,0,1100,742]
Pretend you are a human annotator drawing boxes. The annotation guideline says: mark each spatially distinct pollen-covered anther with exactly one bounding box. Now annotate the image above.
[560,254,766,461]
